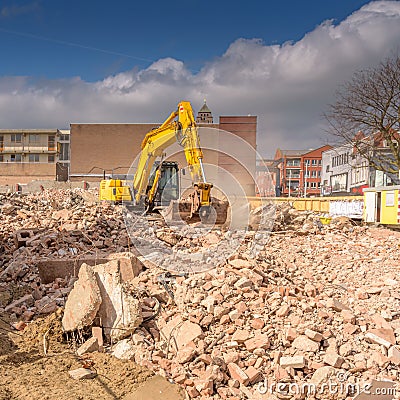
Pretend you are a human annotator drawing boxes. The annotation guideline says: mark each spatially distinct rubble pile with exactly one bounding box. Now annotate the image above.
[110,225,400,399]
[0,189,132,320]
[1,190,399,399]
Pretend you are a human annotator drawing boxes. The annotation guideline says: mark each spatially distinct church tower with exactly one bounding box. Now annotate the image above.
[196,100,213,124]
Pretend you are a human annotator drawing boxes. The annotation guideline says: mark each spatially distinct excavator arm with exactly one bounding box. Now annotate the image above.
[132,101,212,214]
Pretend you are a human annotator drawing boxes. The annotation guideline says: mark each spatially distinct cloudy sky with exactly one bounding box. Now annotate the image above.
[1,0,400,157]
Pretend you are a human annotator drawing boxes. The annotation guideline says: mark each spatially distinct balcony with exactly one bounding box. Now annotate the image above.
[286,172,300,179]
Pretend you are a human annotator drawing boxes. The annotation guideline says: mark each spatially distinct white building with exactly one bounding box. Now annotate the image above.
[321,144,369,195]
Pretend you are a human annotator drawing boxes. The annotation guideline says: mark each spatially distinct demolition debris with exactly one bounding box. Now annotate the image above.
[1,189,399,399]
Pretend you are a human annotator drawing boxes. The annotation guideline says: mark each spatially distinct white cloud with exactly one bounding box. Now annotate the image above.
[0,1,400,156]
[0,1,40,18]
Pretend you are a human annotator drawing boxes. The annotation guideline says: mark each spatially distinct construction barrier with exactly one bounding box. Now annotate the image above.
[247,196,364,219]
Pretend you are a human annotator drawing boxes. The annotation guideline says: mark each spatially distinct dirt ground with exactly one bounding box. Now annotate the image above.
[0,312,183,400]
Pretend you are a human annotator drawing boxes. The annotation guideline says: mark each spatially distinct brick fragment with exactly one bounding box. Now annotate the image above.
[227,363,249,385]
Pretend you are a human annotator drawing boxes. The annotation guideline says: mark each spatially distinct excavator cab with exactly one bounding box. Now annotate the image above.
[146,161,180,210]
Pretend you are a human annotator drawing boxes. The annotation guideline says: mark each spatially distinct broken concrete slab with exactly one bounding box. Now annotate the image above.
[37,252,143,284]
[38,257,109,284]
[62,263,102,332]
[93,259,142,341]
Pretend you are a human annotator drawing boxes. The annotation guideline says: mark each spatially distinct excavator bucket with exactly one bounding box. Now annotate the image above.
[161,197,229,225]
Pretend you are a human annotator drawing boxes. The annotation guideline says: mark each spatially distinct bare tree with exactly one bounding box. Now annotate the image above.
[325,55,400,176]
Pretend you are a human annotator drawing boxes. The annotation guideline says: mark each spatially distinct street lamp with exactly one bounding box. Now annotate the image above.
[304,161,308,198]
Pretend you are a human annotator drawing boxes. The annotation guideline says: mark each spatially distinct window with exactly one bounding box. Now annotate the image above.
[318,171,321,178]
[318,182,321,188]
[29,154,40,163]
[0,155,3,162]
[48,154,55,163]
[286,170,300,178]
[286,180,299,190]
[311,171,317,178]
[305,159,310,166]
[311,159,318,166]
[11,134,22,143]
[59,134,70,141]
[48,135,56,151]
[318,160,322,166]
[0,135,3,149]
[29,134,39,143]
[287,159,300,167]
[304,170,310,177]
[310,182,317,188]
[326,165,330,172]
[10,154,22,162]
[59,142,69,161]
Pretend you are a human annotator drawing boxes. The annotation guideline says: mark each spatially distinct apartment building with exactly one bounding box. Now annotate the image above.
[0,129,68,185]
[274,145,332,196]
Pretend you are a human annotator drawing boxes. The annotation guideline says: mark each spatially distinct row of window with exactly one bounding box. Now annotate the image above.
[351,164,368,185]
[332,153,349,167]
[0,154,55,162]
[286,159,322,167]
[0,134,56,145]
[304,159,322,166]
[305,170,321,178]
[285,181,321,189]
[286,170,321,178]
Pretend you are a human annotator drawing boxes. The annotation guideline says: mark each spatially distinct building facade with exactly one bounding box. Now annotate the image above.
[255,159,278,197]
[321,145,369,195]
[274,149,306,196]
[274,145,332,197]
[321,136,400,196]
[0,129,68,185]
[302,146,332,196]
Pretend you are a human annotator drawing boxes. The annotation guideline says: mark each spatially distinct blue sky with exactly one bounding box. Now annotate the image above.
[0,0,371,80]
[0,0,400,156]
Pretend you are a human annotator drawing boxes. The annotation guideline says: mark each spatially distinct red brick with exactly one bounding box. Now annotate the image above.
[227,363,249,385]
[244,334,270,351]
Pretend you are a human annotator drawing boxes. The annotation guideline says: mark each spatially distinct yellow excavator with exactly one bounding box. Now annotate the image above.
[99,101,228,223]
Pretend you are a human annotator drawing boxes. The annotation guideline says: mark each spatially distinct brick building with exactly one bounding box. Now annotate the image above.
[274,145,332,197]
